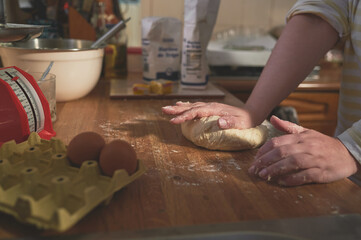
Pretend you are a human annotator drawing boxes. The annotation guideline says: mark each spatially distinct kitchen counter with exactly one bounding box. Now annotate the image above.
[0,74,360,239]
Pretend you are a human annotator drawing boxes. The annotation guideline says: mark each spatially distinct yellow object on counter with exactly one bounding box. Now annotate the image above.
[132,83,150,95]
[149,79,173,94]
[132,80,173,95]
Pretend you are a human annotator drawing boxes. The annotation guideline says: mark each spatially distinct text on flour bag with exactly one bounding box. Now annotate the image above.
[142,17,182,83]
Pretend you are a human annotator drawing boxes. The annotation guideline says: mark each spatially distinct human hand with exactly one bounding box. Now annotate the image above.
[162,101,254,129]
[248,116,359,186]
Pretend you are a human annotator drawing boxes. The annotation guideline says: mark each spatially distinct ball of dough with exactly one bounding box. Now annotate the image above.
[67,132,106,166]
[99,140,138,176]
[181,116,268,151]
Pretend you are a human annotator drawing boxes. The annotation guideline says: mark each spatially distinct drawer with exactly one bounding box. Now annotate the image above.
[226,91,339,136]
[280,92,338,122]
[280,92,338,135]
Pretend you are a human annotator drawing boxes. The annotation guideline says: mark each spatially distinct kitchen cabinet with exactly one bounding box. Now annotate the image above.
[213,67,341,136]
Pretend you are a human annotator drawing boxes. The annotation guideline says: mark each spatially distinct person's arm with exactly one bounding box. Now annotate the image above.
[244,13,339,126]
[162,14,339,130]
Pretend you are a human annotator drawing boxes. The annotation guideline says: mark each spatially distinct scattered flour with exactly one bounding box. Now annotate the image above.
[159,156,242,186]
[96,117,242,188]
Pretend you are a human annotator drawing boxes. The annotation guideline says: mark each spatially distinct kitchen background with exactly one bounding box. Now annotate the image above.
[1,0,343,137]
[117,0,298,47]
[6,0,298,47]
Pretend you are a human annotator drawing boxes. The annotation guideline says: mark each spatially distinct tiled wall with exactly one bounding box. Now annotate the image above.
[122,0,298,47]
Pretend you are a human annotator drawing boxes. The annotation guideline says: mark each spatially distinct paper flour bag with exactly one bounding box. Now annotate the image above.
[181,0,220,89]
[142,17,182,82]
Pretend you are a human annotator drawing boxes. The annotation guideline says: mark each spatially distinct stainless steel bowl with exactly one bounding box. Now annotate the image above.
[0,38,106,51]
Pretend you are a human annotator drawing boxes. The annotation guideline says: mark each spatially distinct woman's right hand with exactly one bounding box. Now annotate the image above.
[162,101,257,130]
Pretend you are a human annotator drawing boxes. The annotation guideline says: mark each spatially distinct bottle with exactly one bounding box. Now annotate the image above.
[93,0,128,78]
[57,0,70,38]
[104,26,128,78]
[93,1,108,38]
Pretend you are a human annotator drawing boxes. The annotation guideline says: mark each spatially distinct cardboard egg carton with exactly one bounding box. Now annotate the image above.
[0,132,145,232]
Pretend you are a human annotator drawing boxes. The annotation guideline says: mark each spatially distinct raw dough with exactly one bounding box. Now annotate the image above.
[181,116,268,151]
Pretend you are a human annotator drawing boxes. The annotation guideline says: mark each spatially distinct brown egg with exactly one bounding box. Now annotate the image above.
[99,140,138,176]
[67,132,106,166]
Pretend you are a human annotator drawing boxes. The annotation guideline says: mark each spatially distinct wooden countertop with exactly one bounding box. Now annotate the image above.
[0,75,360,239]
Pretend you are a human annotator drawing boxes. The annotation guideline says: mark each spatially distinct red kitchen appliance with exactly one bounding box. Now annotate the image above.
[0,66,55,146]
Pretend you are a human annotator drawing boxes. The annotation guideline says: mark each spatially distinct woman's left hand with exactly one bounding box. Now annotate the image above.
[248,116,359,186]
[162,101,255,129]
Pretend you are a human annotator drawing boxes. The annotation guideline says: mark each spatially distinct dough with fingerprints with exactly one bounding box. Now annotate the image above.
[181,116,268,151]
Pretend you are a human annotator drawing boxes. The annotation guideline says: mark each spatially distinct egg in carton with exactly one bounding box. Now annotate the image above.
[0,132,145,232]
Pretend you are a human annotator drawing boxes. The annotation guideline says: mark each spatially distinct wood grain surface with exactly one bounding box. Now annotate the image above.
[0,77,360,239]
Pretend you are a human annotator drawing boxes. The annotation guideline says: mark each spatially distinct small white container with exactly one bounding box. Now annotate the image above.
[0,39,105,102]
[31,72,57,123]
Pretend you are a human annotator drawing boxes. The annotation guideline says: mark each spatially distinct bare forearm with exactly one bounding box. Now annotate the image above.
[245,14,339,125]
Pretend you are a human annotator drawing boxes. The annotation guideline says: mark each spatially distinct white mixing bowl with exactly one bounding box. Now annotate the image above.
[0,39,105,102]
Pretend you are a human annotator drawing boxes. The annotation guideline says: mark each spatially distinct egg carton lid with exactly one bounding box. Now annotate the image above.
[0,132,145,232]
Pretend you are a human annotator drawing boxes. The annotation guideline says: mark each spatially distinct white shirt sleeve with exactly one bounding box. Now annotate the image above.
[337,120,361,166]
[286,0,351,39]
